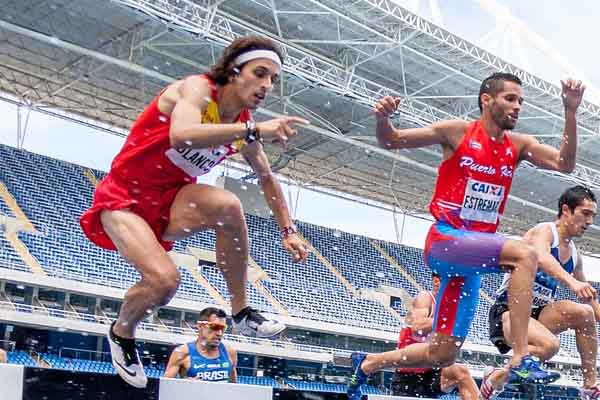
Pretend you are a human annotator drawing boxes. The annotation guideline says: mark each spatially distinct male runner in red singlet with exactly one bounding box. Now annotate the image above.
[80,36,309,387]
[392,273,478,399]
[347,73,585,400]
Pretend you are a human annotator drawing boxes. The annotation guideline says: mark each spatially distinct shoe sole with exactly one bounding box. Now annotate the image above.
[256,324,286,338]
[106,332,148,388]
[233,323,287,338]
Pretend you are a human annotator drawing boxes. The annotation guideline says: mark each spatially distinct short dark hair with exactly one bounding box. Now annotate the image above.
[198,307,227,321]
[432,272,440,279]
[478,72,522,112]
[206,35,284,85]
[558,185,597,217]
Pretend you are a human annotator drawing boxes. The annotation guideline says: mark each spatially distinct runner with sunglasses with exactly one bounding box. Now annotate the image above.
[164,307,237,382]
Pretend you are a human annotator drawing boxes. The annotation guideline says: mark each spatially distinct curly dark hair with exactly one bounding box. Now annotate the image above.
[206,36,284,85]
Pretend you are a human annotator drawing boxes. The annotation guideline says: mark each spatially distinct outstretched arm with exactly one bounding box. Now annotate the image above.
[518,79,585,173]
[374,96,466,150]
[242,142,308,262]
[169,76,308,149]
[573,257,600,322]
[524,223,596,302]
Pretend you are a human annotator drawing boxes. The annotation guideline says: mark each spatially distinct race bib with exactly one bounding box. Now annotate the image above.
[164,98,245,177]
[460,178,504,224]
[165,146,227,177]
[531,282,553,307]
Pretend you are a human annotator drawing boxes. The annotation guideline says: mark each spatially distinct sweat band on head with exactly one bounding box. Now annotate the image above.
[233,49,282,68]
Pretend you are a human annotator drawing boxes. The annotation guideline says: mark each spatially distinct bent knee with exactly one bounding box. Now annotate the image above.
[144,268,180,305]
[453,364,471,381]
[541,336,560,358]
[215,194,245,225]
[220,194,243,216]
[429,348,458,368]
[517,244,538,267]
[575,304,596,327]
[506,243,538,272]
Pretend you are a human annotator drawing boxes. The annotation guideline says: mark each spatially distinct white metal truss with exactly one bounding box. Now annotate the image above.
[1,0,600,248]
[111,0,600,190]
[0,15,593,226]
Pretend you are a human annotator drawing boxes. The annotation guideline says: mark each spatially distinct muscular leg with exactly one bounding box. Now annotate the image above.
[163,184,249,314]
[360,333,461,374]
[441,364,478,400]
[538,300,598,388]
[498,240,538,366]
[485,312,560,390]
[501,312,560,361]
[101,210,180,339]
[362,270,480,374]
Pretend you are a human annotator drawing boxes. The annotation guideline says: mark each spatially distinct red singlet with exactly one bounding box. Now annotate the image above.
[80,75,251,251]
[428,120,518,233]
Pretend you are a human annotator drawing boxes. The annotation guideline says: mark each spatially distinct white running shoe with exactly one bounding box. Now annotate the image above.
[232,307,286,338]
[107,321,147,388]
[480,367,505,400]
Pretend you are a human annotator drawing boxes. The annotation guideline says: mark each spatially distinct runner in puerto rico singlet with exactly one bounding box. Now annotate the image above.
[424,120,518,338]
[80,75,251,251]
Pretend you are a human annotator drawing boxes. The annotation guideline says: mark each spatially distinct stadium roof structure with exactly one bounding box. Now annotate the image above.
[2,0,600,250]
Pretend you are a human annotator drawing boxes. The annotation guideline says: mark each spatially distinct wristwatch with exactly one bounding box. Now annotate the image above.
[245,120,260,144]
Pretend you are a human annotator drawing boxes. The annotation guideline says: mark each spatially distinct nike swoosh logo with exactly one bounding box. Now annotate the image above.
[514,370,530,379]
[114,360,137,377]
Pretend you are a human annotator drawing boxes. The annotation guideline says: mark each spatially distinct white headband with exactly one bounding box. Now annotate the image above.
[233,49,282,68]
